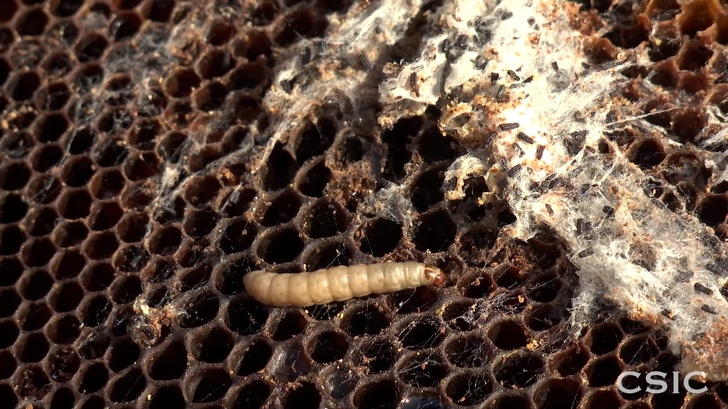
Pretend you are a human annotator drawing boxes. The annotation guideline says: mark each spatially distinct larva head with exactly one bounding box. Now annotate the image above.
[424,265,447,286]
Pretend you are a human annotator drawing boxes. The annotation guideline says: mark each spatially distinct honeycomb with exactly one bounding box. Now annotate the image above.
[1,0,728,408]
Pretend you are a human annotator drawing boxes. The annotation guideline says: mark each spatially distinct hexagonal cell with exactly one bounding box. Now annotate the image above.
[588,322,623,355]
[53,220,89,248]
[46,314,81,344]
[123,152,160,181]
[58,189,93,220]
[24,206,59,236]
[235,338,272,376]
[164,68,200,97]
[110,12,142,40]
[184,207,218,238]
[230,61,269,91]
[116,212,149,243]
[283,381,321,409]
[301,240,353,271]
[294,118,336,164]
[197,49,235,79]
[0,193,28,223]
[698,194,728,226]
[396,352,447,387]
[74,33,108,62]
[270,310,307,341]
[341,303,390,336]
[149,385,186,409]
[89,201,124,231]
[185,367,231,403]
[413,209,457,252]
[493,351,544,388]
[148,226,182,255]
[0,162,30,192]
[148,340,187,380]
[110,274,142,304]
[183,174,221,207]
[16,8,49,36]
[357,218,402,257]
[262,143,299,191]
[18,332,50,363]
[157,131,188,163]
[322,366,358,401]
[0,225,25,256]
[19,269,53,300]
[17,302,51,331]
[78,362,109,393]
[94,138,128,167]
[1,131,35,159]
[80,294,112,327]
[307,330,349,364]
[0,0,18,22]
[179,290,219,328]
[255,226,304,263]
[533,378,582,409]
[46,347,80,385]
[21,237,56,267]
[444,371,493,406]
[36,81,71,110]
[527,273,562,302]
[585,355,622,387]
[297,159,331,197]
[108,366,146,402]
[81,262,115,291]
[50,0,83,16]
[42,51,74,78]
[488,319,528,350]
[30,144,64,173]
[397,316,446,350]
[256,188,301,227]
[15,364,51,400]
[628,138,666,170]
[83,231,119,260]
[355,338,396,373]
[0,350,16,379]
[60,156,96,188]
[619,335,658,365]
[49,281,84,312]
[49,387,76,408]
[9,71,40,103]
[219,217,258,254]
[141,0,175,22]
[193,81,227,111]
[301,198,347,238]
[274,9,328,46]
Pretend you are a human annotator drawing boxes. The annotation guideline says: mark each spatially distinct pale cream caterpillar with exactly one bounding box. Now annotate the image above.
[243,262,447,307]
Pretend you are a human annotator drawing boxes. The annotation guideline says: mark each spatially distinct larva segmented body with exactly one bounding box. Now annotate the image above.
[243,262,446,307]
